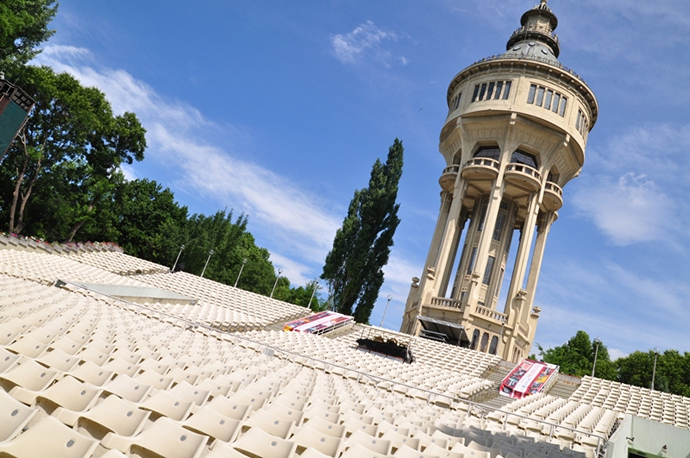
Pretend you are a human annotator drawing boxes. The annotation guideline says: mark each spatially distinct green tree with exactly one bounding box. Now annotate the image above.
[114,178,189,265]
[538,330,617,380]
[0,66,146,237]
[272,278,327,311]
[617,350,690,396]
[175,210,276,296]
[0,0,57,71]
[321,139,403,323]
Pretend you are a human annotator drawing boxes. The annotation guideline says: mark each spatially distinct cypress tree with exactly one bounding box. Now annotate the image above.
[321,139,404,323]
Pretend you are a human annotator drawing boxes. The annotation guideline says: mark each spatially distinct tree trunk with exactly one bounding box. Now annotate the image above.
[8,155,28,234]
[65,205,93,243]
[15,156,41,235]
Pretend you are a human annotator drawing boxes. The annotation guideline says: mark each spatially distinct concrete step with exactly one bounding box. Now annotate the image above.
[480,393,516,410]
[547,373,582,399]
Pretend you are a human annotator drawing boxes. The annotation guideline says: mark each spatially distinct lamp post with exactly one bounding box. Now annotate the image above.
[200,249,214,278]
[592,337,602,377]
[171,244,185,272]
[379,295,393,328]
[234,258,247,287]
[651,347,659,391]
[270,268,283,298]
[308,281,319,310]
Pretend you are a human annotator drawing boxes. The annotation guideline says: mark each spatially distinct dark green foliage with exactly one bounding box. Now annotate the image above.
[541,330,690,396]
[538,330,617,380]
[321,139,403,323]
[617,350,690,397]
[273,279,328,312]
[0,65,146,238]
[0,0,57,70]
[114,179,189,265]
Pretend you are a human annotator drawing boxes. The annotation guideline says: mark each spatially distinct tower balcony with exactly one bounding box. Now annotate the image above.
[461,158,500,181]
[504,163,542,192]
[542,182,563,211]
[472,304,508,325]
[439,165,460,192]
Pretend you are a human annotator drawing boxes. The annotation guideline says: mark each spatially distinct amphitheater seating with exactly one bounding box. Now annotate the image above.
[134,271,311,329]
[333,326,502,378]
[1,246,689,457]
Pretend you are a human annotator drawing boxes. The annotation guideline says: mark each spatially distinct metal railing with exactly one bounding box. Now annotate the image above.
[56,279,608,457]
[468,54,585,83]
[510,26,560,44]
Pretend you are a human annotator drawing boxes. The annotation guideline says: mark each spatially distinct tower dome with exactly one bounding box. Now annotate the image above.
[506,0,560,59]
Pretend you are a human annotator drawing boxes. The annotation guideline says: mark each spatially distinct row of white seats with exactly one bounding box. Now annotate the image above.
[135,271,311,327]
[66,252,169,276]
[333,326,502,379]
[0,272,597,457]
[570,376,690,428]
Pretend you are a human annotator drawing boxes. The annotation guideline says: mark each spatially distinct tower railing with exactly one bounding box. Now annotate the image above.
[442,164,461,175]
[473,304,508,323]
[464,158,500,169]
[430,296,463,310]
[544,181,562,196]
[509,26,560,44]
[468,54,585,83]
[505,163,541,181]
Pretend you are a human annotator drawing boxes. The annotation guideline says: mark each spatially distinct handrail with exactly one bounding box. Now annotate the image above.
[468,54,585,83]
[431,297,463,309]
[544,181,563,197]
[506,163,542,181]
[464,158,500,169]
[510,26,560,44]
[474,304,508,323]
[442,165,461,175]
[57,278,607,457]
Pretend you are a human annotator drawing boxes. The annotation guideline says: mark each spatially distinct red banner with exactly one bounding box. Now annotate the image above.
[499,359,559,399]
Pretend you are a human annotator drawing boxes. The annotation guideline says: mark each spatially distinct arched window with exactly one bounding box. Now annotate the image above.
[480,333,489,352]
[452,151,462,165]
[510,149,538,169]
[470,330,480,350]
[473,146,500,161]
[489,336,499,355]
[547,166,560,183]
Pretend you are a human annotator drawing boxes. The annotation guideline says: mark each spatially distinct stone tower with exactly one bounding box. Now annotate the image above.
[400,0,598,362]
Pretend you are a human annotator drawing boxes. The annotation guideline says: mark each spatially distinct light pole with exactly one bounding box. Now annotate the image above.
[171,244,185,272]
[379,295,393,328]
[270,268,283,298]
[308,281,320,310]
[651,347,659,391]
[200,249,214,278]
[592,337,602,377]
[234,258,247,287]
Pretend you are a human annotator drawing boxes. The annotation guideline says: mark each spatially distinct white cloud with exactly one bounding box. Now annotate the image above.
[34,44,341,267]
[572,123,690,246]
[572,173,674,245]
[330,21,406,66]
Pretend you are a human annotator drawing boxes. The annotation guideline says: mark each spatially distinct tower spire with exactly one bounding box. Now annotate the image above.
[506,0,560,57]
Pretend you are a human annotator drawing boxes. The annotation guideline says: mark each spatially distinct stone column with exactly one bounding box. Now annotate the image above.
[505,189,540,303]
[425,180,467,301]
[466,176,504,305]
[525,211,557,309]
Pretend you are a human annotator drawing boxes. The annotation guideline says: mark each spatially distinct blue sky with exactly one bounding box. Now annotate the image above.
[35,0,690,359]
